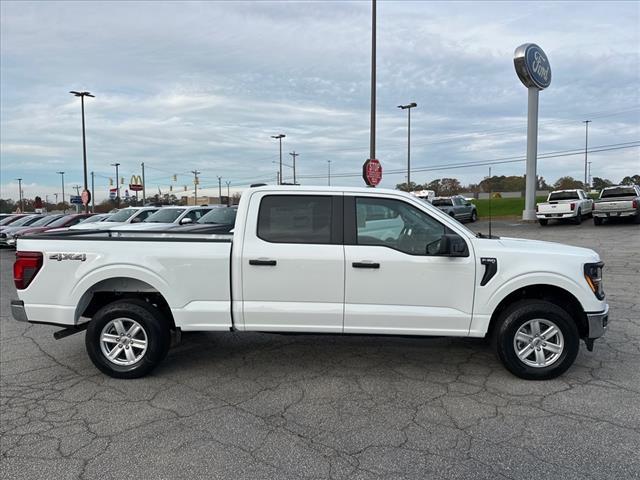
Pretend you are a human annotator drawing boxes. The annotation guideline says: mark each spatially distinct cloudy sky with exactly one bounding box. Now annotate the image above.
[1,0,638,201]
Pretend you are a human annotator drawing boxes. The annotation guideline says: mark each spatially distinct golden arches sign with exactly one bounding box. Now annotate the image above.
[129,175,144,192]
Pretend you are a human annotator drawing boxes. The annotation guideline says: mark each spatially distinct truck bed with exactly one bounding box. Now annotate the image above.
[17,229,233,331]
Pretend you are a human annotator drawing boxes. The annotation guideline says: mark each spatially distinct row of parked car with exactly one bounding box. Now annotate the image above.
[536,185,640,226]
[0,204,238,247]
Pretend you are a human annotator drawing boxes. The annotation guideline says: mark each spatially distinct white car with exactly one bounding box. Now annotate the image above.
[536,189,593,225]
[11,185,608,381]
[111,205,214,231]
[70,207,159,230]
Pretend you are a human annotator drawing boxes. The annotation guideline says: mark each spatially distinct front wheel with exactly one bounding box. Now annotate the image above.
[470,210,478,222]
[493,300,579,380]
[85,299,171,379]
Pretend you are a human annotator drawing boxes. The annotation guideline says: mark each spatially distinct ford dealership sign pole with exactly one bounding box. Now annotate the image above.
[514,43,551,221]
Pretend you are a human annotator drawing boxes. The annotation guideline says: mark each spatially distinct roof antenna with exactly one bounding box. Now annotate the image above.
[488,166,492,238]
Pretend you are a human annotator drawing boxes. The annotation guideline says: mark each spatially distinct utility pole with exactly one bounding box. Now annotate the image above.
[225,181,231,206]
[54,193,58,205]
[16,178,23,212]
[111,163,120,208]
[91,171,95,212]
[57,171,66,212]
[271,134,286,185]
[327,160,331,186]
[289,151,299,184]
[588,161,592,190]
[217,176,222,205]
[583,120,591,189]
[141,162,146,204]
[398,102,417,185]
[73,185,81,213]
[70,91,94,213]
[369,0,377,163]
[191,170,201,205]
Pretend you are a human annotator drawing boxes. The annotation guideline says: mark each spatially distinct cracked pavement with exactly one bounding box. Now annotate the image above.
[1,220,639,479]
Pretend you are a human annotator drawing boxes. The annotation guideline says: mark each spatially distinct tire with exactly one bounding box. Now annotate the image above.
[593,216,603,226]
[538,219,548,226]
[492,300,579,380]
[85,299,171,379]
[470,210,478,222]
[573,208,582,225]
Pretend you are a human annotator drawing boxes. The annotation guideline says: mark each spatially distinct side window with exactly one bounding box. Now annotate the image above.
[136,210,154,221]
[258,195,332,244]
[186,209,207,221]
[355,197,447,255]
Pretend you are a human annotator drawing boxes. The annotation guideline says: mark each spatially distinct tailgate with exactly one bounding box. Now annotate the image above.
[539,203,573,214]
[595,200,632,211]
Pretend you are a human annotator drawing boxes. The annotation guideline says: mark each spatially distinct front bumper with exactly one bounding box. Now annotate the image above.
[11,300,28,322]
[586,304,609,339]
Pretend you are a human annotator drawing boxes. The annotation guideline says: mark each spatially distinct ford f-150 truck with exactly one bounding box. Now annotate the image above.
[536,189,593,225]
[592,184,640,225]
[11,186,609,380]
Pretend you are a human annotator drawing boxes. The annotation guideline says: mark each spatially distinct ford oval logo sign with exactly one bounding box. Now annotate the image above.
[514,43,552,90]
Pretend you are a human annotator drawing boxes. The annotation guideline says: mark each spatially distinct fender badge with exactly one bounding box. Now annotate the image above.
[49,253,86,262]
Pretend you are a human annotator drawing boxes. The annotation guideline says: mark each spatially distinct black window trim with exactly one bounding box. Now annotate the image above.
[256,194,343,245]
[344,195,465,257]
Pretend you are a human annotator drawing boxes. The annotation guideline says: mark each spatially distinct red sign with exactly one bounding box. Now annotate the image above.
[362,159,382,187]
[129,184,143,192]
[81,189,91,206]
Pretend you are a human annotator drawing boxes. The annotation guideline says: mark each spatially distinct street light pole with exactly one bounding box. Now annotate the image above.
[398,102,417,186]
[225,181,231,206]
[70,91,94,212]
[583,120,591,189]
[369,0,376,163]
[587,161,592,189]
[191,170,201,205]
[91,171,95,212]
[16,178,23,212]
[57,171,66,212]
[111,163,120,207]
[217,176,222,205]
[289,151,299,184]
[271,134,286,185]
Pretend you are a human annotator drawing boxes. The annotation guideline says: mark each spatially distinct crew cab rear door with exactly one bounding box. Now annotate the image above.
[240,192,344,333]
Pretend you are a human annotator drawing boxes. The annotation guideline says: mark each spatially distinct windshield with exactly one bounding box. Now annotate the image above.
[601,187,636,199]
[79,214,111,223]
[29,215,65,227]
[0,215,22,226]
[197,208,237,224]
[7,215,42,227]
[46,215,80,228]
[106,209,138,222]
[432,199,453,207]
[144,209,185,223]
[549,191,579,201]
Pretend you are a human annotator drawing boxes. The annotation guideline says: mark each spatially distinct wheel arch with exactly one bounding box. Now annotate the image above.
[485,284,588,339]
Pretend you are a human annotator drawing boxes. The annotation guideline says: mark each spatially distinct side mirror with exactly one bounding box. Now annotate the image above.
[180,217,193,225]
[131,217,142,223]
[465,202,471,206]
[437,234,469,257]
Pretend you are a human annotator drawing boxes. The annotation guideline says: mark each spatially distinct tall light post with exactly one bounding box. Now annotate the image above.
[191,170,201,205]
[111,163,120,207]
[16,178,23,212]
[217,176,222,205]
[289,151,299,184]
[70,91,94,213]
[583,120,591,189]
[587,161,592,190]
[271,134,286,185]
[225,181,231,206]
[57,171,66,212]
[397,102,417,185]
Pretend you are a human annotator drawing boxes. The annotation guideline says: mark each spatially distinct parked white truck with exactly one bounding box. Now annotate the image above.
[536,189,593,225]
[592,184,640,225]
[11,186,608,380]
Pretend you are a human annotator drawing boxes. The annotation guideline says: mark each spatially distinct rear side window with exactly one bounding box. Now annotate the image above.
[549,192,579,201]
[258,195,332,244]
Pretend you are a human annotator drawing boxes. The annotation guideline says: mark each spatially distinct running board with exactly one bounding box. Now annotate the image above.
[53,323,88,340]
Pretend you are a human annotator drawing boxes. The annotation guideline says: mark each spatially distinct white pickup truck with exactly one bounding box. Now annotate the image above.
[11,186,609,380]
[592,184,640,225]
[536,189,593,225]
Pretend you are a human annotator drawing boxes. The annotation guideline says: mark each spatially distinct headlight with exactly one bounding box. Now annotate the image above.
[584,262,605,300]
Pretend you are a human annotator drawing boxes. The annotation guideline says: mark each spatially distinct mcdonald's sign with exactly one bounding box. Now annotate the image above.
[129,175,144,192]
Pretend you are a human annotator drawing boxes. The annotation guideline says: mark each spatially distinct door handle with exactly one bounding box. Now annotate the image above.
[352,262,380,269]
[249,259,277,266]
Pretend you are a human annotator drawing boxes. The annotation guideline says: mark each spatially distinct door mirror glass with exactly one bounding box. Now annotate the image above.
[130,216,142,223]
[435,234,469,257]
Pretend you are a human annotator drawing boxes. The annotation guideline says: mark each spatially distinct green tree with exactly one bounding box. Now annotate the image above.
[591,177,613,191]
[553,176,584,190]
[424,179,442,195]
[439,178,462,196]
[395,181,420,192]
[620,175,640,185]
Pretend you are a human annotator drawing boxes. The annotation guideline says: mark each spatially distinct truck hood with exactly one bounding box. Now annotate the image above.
[489,236,599,262]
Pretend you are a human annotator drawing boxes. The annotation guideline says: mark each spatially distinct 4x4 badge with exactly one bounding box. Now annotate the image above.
[49,253,86,262]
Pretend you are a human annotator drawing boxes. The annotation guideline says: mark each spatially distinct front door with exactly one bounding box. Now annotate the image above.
[241,193,344,333]
[343,195,476,336]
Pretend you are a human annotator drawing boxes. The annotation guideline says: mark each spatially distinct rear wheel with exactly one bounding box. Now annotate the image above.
[573,208,582,224]
[493,300,579,380]
[470,210,478,222]
[86,299,171,379]
[594,216,603,226]
[538,219,548,226]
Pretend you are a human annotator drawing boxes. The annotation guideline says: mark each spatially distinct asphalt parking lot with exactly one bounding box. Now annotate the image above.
[1,220,639,480]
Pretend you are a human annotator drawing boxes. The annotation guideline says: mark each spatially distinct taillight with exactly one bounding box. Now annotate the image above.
[633,200,638,209]
[14,251,43,290]
[593,203,597,210]
[570,203,576,211]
